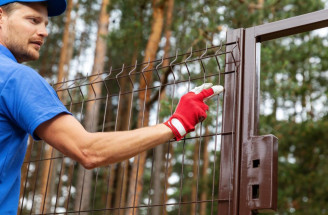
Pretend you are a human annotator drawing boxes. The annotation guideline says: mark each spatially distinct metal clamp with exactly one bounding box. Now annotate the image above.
[242,135,278,213]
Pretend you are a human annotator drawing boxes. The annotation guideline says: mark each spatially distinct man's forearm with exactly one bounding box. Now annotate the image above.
[36,114,174,169]
[79,123,174,168]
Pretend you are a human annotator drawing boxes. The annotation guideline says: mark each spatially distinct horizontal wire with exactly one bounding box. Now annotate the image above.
[56,67,237,94]
[32,199,224,215]
[58,72,235,106]
[53,42,237,87]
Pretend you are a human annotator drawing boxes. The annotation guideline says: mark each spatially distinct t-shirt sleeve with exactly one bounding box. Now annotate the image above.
[0,67,71,140]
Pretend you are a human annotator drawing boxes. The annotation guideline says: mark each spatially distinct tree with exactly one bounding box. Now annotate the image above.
[74,0,110,213]
[125,1,166,214]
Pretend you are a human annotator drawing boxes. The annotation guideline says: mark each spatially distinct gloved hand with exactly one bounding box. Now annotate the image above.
[164,83,224,141]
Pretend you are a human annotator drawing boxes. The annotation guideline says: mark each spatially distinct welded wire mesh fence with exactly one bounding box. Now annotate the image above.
[18,42,239,215]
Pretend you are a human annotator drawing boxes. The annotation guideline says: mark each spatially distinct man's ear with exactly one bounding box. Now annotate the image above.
[0,8,3,25]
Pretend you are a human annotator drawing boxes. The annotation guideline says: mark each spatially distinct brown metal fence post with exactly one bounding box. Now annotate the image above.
[218,28,244,215]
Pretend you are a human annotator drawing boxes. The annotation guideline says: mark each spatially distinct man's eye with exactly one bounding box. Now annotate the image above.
[29,18,39,24]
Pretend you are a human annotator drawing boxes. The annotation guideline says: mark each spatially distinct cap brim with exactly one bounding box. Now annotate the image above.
[47,0,67,17]
[1,0,67,17]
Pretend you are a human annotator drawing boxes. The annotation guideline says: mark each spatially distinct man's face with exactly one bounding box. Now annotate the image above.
[0,2,49,63]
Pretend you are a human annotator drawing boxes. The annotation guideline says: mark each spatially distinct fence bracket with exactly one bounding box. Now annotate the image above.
[242,135,278,213]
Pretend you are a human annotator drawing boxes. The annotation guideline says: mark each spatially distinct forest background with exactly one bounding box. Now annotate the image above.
[20,0,328,214]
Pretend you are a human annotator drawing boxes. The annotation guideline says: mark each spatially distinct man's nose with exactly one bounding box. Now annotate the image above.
[38,25,49,38]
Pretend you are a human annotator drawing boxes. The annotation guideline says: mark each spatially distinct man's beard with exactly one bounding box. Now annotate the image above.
[9,44,40,63]
[5,38,40,63]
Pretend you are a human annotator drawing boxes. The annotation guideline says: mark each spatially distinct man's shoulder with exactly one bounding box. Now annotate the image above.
[0,54,35,72]
[0,57,41,82]
[0,58,45,98]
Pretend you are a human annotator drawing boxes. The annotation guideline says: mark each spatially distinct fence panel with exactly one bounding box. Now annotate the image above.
[18,43,241,215]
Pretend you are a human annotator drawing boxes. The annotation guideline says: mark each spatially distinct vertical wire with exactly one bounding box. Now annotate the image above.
[102,67,113,215]
[53,143,65,212]
[146,57,164,215]
[101,67,112,214]
[54,87,74,213]
[78,150,87,212]
[195,139,202,215]
[125,62,137,215]
[200,44,208,84]
[102,68,112,132]
[162,50,178,215]
[210,43,224,215]
[177,138,186,215]
[40,141,56,214]
[195,44,208,215]
[64,156,76,214]
[91,73,105,215]
[29,140,46,215]
[228,46,238,215]
[77,74,93,214]
[19,138,36,215]
[177,47,193,215]
[115,65,125,131]
[132,59,150,215]
[81,72,103,215]
[92,167,100,213]
[115,65,127,215]
[162,140,171,215]
[92,69,118,215]
[104,165,112,215]
[127,61,137,131]
[65,77,88,213]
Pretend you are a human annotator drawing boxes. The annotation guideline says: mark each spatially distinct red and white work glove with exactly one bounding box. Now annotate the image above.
[164,83,224,141]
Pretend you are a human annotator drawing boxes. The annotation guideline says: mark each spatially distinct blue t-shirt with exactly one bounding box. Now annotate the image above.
[0,45,71,214]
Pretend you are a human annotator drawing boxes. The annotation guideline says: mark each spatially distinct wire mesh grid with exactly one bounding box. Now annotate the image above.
[18,42,240,215]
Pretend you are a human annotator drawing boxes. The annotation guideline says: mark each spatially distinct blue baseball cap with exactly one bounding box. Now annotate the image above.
[0,0,67,17]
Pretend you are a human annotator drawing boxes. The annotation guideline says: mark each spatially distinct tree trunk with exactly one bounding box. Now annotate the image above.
[113,161,129,215]
[163,0,174,68]
[152,143,164,215]
[39,145,54,213]
[103,97,115,215]
[63,159,75,212]
[28,140,43,214]
[74,0,110,213]
[57,0,74,86]
[105,164,116,214]
[156,1,174,214]
[125,1,165,214]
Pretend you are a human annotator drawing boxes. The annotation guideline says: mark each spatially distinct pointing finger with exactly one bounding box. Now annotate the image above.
[191,83,213,94]
[203,85,224,102]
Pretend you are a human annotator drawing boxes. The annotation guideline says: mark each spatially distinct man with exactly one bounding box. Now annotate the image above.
[0,0,223,213]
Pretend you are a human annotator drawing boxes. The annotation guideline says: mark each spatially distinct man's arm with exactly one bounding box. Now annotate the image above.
[35,114,174,169]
